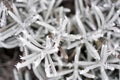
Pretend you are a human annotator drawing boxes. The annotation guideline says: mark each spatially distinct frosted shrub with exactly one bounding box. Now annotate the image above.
[1,0,120,80]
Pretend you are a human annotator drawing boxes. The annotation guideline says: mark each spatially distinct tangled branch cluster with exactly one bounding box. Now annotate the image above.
[1,0,120,80]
